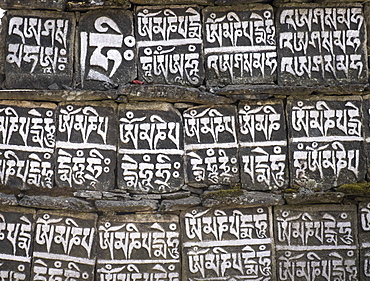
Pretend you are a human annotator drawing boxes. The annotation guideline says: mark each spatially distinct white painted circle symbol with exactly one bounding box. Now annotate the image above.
[124,36,135,48]
[124,50,134,61]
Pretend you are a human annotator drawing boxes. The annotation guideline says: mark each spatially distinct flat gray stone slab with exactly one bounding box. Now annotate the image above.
[95,199,158,212]
[118,103,184,193]
[67,0,130,11]
[184,105,239,186]
[181,206,275,280]
[284,192,345,205]
[0,100,56,190]
[0,0,67,10]
[203,5,277,87]
[78,10,136,90]
[31,210,97,281]
[97,214,180,280]
[360,202,370,280]
[277,3,368,86]
[238,99,288,191]
[202,190,285,207]
[275,204,358,280]
[131,0,212,4]
[135,5,204,86]
[120,84,233,104]
[4,10,75,89]
[159,195,201,211]
[56,102,117,190]
[19,195,96,212]
[0,206,35,281]
[287,96,366,191]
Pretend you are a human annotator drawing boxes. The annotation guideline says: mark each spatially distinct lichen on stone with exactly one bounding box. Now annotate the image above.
[337,181,370,196]
[202,186,243,201]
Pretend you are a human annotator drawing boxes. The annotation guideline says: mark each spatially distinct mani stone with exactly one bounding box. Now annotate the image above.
[55,102,117,191]
[4,10,75,89]
[181,206,275,280]
[117,102,184,194]
[363,95,370,178]
[277,3,368,87]
[203,5,277,87]
[274,204,358,281]
[0,0,67,10]
[238,99,288,191]
[0,100,56,191]
[97,214,180,280]
[135,5,204,87]
[287,96,366,191]
[78,10,136,90]
[359,202,370,280]
[183,105,239,187]
[31,210,97,281]
[0,206,35,281]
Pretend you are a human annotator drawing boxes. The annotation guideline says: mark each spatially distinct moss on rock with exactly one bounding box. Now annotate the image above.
[202,187,244,201]
[337,181,370,196]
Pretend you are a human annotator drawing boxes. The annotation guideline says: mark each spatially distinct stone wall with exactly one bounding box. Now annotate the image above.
[0,0,370,280]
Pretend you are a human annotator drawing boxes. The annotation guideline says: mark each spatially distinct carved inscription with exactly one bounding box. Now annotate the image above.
[0,207,35,281]
[5,10,75,88]
[238,100,287,190]
[359,202,370,280]
[184,105,239,187]
[31,211,97,281]
[203,5,277,86]
[97,214,180,281]
[0,101,55,190]
[363,95,370,179]
[275,205,358,281]
[56,102,117,190]
[278,4,368,86]
[118,103,184,193]
[182,207,274,280]
[136,5,203,86]
[288,96,365,190]
[79,10,136,90]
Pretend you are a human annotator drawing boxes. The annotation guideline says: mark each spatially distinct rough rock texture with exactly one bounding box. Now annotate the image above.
[0,192,18,205]
[0,0,67,10]
[202,190,285,207]
[19,195,96,211]
[284,192,345,205]
[67,0,131,10]
[95,199,158,212]
[159,195,201,211]
[0,90,118,101]
[120,84,233,104]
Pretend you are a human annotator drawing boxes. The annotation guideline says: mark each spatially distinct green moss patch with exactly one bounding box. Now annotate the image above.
[337,181,370,196]
[202,188,243,201]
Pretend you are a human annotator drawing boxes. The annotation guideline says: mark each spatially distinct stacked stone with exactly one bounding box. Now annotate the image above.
[0,204,369,280]
[0,97,369,197]
[0,1,367,92]
[0,0,370,280]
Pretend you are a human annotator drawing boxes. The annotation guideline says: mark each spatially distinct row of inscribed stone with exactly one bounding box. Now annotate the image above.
[0,203,369,280]
[3,3,368,89]
[0,96,368,193]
